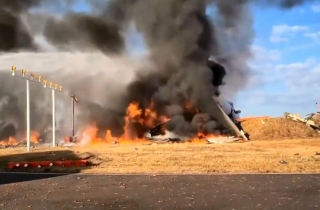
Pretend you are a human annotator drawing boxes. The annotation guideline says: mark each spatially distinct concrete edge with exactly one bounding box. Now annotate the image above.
[1,172,319,176]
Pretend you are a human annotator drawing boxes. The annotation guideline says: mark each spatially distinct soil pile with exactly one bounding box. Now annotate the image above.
[241,117,319,140]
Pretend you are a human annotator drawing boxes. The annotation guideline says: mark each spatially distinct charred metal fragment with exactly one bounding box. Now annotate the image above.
[149,122,167,137]
[146,137,182,144]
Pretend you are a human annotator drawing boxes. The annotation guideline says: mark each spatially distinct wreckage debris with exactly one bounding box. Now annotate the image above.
[149,123,167,137]
[285,112,320,130]
[148,118,247,144]
[146,137,183,144]
[0,141,39,149]
[205,136,243,144]
[146,136,244,144]
[64,136,79,143]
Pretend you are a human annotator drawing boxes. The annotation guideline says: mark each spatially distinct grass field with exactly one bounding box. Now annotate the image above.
[1,138,320,174]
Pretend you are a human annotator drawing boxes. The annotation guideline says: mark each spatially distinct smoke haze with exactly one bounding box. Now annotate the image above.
[0,0,316,142]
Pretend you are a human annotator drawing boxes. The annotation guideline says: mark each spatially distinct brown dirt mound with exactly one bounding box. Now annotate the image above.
[241,117,319,140]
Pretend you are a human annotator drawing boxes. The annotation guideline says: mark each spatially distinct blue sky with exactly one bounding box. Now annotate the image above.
[71,1,320,117]
[237,3,320,117]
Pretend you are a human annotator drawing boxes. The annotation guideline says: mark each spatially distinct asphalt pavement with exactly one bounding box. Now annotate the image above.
[0,173,319,210]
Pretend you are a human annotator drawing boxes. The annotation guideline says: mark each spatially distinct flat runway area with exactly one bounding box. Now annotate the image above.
[0,173,320,209]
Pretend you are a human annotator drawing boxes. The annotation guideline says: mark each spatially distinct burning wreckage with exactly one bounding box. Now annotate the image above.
[0,58,249,147]
[146,57,249,144]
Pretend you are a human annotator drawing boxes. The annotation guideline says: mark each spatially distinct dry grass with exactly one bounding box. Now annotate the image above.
[1,138,320,174]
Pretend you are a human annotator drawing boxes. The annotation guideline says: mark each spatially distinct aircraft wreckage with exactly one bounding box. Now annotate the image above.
[0,57,250,147]
[145,57,250,144]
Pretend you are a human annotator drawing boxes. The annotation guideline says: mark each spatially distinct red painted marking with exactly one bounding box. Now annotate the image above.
[8,160,88,169]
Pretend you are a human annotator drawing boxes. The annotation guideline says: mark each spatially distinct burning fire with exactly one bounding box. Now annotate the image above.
[30,131,40,144]
[0,131,40,146]
[197,132,222,139]
[0,101,227,148]
[80,102,168,146]
[79,101,224,146]
[0,137,17,146]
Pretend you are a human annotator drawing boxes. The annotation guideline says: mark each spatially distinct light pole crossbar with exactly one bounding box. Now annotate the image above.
[11,66,63,151]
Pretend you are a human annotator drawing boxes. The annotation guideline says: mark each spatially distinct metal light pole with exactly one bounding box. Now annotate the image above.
[26,78,30,151]
[52,89,55,147]
[11,67,32,151]
[68,93,78,138]
[11,66,63,150]
[43,81,63,147]
[71,95,74,137]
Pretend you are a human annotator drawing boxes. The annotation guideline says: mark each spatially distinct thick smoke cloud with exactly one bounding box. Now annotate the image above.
[101,0,227,138]
[0,0,40,51]
[0,0,124,53]
[0,52,145,141]
[0,0,317,142]
[43,13,124,54]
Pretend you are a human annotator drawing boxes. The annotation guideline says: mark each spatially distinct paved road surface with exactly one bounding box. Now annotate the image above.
[0,173,319,209]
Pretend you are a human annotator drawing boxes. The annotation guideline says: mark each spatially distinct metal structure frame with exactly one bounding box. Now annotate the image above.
[11,66,63,151]
[68,93,79,138]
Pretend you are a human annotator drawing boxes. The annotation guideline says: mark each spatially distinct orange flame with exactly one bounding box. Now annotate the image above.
[78,101,229,146]
[122,102,143,139]
[79,101,175,146]
[0,136,18,146]
[80,123,113,145]
[0,130,40,146]
[30,131,40,143]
